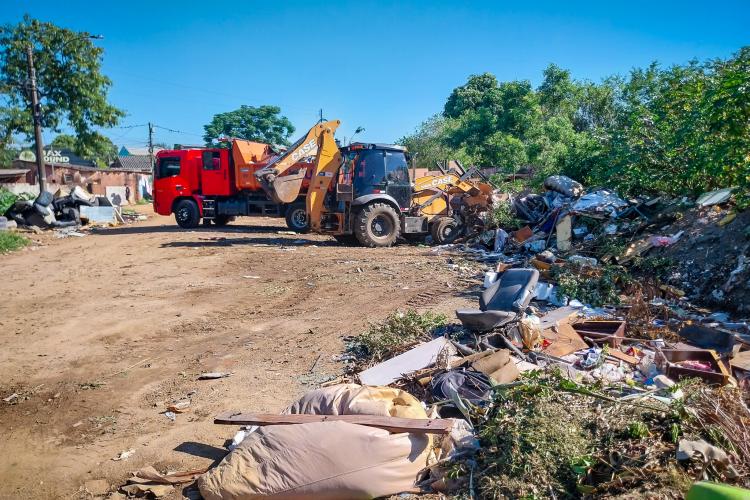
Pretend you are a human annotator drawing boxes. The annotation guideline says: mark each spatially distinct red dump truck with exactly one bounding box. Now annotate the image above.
[152,140,310,231]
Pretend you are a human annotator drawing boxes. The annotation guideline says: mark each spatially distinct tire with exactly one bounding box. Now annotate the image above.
[353,202,401,248]
[430,217,461,245]
[174,199,200,229]
[284,202,309,233]
[213,214,232,227]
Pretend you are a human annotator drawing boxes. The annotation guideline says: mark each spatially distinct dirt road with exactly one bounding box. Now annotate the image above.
[0,207,477,499]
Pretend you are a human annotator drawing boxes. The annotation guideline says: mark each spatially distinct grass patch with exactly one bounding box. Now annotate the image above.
[348,309,447,365]
[0,231,29,253]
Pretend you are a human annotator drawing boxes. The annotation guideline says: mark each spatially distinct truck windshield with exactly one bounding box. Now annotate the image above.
[156,157,181,179]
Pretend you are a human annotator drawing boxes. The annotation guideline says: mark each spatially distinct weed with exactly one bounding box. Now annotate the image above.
[472,371,702,499]
[0,232,29,253]
[348,310,447,364]
[630,256,676,280]
[627,421,650,439]
[551,264,632,306]
[489,201,524,230]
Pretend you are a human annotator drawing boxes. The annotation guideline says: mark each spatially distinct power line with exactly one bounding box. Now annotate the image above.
[113,123,148,129]
[152,124,204,138]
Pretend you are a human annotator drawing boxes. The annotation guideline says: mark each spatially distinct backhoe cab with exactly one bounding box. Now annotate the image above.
[254,120,493,247]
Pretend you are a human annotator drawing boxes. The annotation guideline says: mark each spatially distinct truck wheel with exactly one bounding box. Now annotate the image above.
[431,217,460,244]
[284,202,309,233]
[354,202,401,247]
[174,199,200,229]
[213,215,232,227]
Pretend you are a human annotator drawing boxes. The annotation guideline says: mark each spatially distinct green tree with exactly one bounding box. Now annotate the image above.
[0,16,124,154]
[538,64,577,119]
[203,105,295,146]
[398,114,473,169]
[49,133,76,150]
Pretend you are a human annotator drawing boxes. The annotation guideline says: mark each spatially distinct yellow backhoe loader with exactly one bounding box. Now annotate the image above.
[254,120,493,247]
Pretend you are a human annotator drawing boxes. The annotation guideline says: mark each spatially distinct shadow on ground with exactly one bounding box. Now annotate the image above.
[91,224,291,236]
[160,236,340,248]
[174,441,228,468]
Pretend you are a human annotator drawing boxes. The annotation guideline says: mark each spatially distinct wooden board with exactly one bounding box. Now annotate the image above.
[538,306,580,330]
[214,412,454,435]
[358,337,453,386]
[731,350,750,372]
[542,323,588,357]
[607,348,638,365]
[556,215,572,252]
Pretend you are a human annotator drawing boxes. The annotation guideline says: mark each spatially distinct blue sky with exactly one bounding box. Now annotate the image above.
[3,0,749,149]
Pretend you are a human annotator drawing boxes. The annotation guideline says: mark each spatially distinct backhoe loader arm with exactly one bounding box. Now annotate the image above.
[413,173,480,196]
[254,120,341,204]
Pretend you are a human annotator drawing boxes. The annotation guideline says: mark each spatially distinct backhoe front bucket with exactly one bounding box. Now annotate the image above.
[269,170,307,204]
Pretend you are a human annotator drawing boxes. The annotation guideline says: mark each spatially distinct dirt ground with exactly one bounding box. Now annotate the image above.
[0,206,478,499]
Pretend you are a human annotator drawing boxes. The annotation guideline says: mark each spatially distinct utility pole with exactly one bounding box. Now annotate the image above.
[148,122,154,171]
[319,108,323,124]
[26,44,46,193]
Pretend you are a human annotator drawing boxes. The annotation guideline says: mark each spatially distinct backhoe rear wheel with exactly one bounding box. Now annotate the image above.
[430,217,461,245]
[354,202,401,247]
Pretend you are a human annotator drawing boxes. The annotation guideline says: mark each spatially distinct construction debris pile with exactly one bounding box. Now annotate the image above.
[0,186,146,236]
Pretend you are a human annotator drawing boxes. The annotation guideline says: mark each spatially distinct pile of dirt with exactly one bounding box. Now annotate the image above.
[655,207,749,314]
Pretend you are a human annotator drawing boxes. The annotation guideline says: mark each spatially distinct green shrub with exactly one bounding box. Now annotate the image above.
[349,310,447,363]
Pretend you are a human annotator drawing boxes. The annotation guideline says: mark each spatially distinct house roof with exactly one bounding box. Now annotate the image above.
[0,168,30,179]
[119,146,164,156]
[115,155,153,172]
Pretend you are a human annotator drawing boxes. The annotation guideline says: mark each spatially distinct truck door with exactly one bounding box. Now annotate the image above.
[200,150,232,196]
[153,155,184,215]
[384,151,412,210]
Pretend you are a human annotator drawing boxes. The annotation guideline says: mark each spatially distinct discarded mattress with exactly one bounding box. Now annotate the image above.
[198,384,433,499]
[197,420,430,500]
[283,383,428,420]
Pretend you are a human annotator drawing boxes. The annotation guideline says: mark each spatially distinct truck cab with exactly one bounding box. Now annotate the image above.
[153,142,310,230]
[153,148,232,221]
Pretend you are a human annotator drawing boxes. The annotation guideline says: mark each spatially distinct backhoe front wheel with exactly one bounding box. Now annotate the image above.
[285,202,309,233]
[354,202,401,247]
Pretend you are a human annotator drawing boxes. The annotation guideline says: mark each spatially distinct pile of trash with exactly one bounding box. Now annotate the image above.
[161,264,750,498]
[110,176,748,499]
[1,186,145,235]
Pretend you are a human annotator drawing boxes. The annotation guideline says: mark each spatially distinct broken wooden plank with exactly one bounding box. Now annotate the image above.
[213,412,453,435]
[607,348,638,365]
[542,323,588,357]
